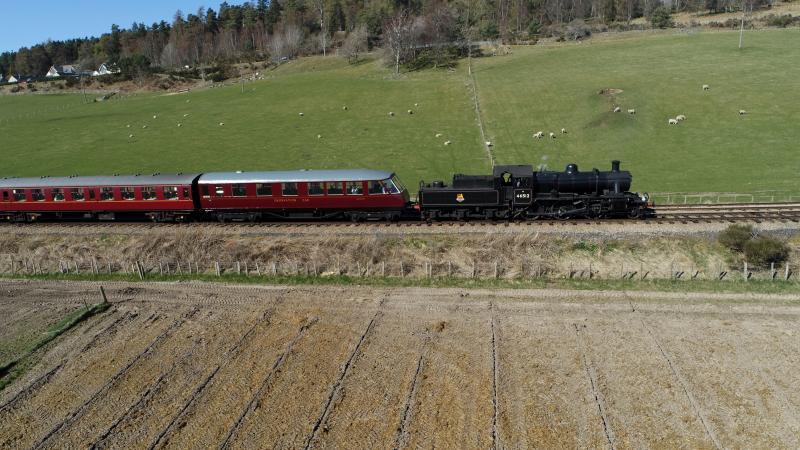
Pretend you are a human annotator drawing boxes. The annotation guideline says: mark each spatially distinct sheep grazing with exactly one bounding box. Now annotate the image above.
[485,141,493,147]
[676,114,686,121]
[142,125,148,129]
[128,134,134,138]
[177,123,182,127]
[153,115,158,119]
[414,103,419,107]
[298,112,304,117]
[444,140,452,146]
[219,122,225,126]
[739,110,747,115]
[533,131,544,139]
[561,128,567,134]
[183,113,189,117]
[668,118,678,125]
[703,84,710,91]
[342,106,348,110]
[628,109,636,115]
[435,133,443,138]
[613,106,621,113]
[407,110,413,115]
[389,112,395,117]
[317,134,322,139]
[549,132,556,139]
[126,124,131,128]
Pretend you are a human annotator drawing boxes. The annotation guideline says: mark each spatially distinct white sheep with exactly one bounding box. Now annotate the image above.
[177,123,182,127]
[414,103,419,107]
[444,140,452,146]
[407,110,413,114]
[342,106,348,110]
[389,112,395,117]
[533,131,544,139]
[613,106,621,113]
[561,128,567,134]
[219,122,225,126]
[628,109,636,115]
[435,133,443,138]
[549,132,556,139]
[153,115,158,119]
[183,113,189,117]
[668,118,678,125]
[299,112,304,117]
[126,124,131,128]
[485,141,493,147]
[676,114,686,121]
[142,125,148,129]
[703,84,710,91]
[128,134,134,138]
[739,110,747,115]
[317,134,322,139]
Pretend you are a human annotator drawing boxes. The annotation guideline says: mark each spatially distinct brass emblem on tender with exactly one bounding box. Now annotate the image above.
[456,193,465,203]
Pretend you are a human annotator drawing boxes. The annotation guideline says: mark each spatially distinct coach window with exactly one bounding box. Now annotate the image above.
[13,189,26,202]
[232,184,247,197]
[308,182,324,196]
[368,181,387,195]
[32,189,45,201]
[326,182,343,195]
[164,186,179,200]
[71,188,85,201]
[256,183,272,196]
[101,187,114,201]
[121,187,135,200]
[142,187,156,200]
[183,187,190,199]
[2,191,7,201]
[201,185,210,197]
[51,188,65,201]
[282,183,298,196]
[215,185,224,197]
[346,182,363,195]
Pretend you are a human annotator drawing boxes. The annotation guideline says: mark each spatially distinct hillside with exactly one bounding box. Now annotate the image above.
[1,28,798,195]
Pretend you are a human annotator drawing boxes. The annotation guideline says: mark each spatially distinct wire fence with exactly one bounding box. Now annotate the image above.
[650,191,800,205]
[2,256,794,284]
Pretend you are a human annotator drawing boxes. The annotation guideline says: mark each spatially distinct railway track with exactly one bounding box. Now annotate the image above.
[1,203,799,235]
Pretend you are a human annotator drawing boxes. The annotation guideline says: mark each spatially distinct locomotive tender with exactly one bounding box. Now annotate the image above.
[418,160,652,220]
[0,160,651,222]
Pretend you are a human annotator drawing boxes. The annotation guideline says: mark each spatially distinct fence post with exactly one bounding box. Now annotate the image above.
[256,262,261,276]
[472,260,476,279]
[771,262,775,281]
[400,261,404,278]
[215,262,221,277]
[743,262,748,281]
[272,262,277,276]
[448,261,452,278]
[236,261,241,275]
[786,264,791,281]
[494,261,499,279]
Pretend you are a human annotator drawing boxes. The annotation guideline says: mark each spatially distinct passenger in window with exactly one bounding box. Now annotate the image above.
[52,189,65,201]
[142,187,156,200]
[327,182,343,195]
[368,181,385,194]
[101,188,114,200]
[232,184,247,197]
[71,188,85,201]
[282,183,298,196]
[164,186,179,200]
[309,182,324,195]
[347,182,363,195]
[13,190,26,201]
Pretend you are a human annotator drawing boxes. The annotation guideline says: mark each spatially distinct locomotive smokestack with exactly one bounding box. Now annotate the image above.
[611,160,620,172]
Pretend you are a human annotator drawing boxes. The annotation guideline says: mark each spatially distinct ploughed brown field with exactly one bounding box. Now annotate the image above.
[1,280,799,449]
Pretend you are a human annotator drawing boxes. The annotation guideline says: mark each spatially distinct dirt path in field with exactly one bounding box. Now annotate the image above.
[1,280,799,449]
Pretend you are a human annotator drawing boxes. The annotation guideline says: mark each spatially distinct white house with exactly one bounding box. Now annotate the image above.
[46,65,79,78]
[93,63,120,77]
[6,75,18,84]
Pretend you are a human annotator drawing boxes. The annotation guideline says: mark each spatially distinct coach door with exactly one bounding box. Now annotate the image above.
[1,190,9,203]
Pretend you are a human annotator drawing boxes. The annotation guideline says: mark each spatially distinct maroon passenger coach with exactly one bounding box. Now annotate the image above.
[196,169,410,221]
[0,173,199,222]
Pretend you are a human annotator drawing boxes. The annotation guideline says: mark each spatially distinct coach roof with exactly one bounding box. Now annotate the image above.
[0,173,201,189]
[198,169,395,184]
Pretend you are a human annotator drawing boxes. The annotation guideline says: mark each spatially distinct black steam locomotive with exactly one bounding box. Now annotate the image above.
[418,160,652,220]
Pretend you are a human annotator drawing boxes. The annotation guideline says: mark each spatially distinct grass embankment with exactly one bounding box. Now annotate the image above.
[0,301,111,392]
[5,272,800,296]
[2,29,799,195]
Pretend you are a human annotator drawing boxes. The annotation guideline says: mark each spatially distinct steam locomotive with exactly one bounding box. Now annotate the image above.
[418,160,652,220]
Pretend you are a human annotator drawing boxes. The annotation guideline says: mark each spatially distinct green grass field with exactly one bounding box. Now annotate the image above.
[1,28,798,195]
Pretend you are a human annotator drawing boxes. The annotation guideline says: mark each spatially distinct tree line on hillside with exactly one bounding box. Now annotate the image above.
[0,0,777,78]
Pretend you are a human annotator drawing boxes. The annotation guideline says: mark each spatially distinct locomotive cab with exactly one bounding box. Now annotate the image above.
[493,165,533,207]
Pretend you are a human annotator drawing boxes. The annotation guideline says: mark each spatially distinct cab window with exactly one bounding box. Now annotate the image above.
[13,189,26,202]
[71,188,85,201]
[232,184,247,197]
[326,182,343,195]
[282,183,298,196]
[256,183,272,196]
[121,187,135,200]
[142,187,156,200]
[368,181,387,194]
[163,186,179,200]
[101,187,114,200]
[32,189,45,201]
[308,182,324,196]
[346,182,363,195]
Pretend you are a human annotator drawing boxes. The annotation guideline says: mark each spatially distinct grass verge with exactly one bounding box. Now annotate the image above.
[3,272,800,295]
[0,301,111,392]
